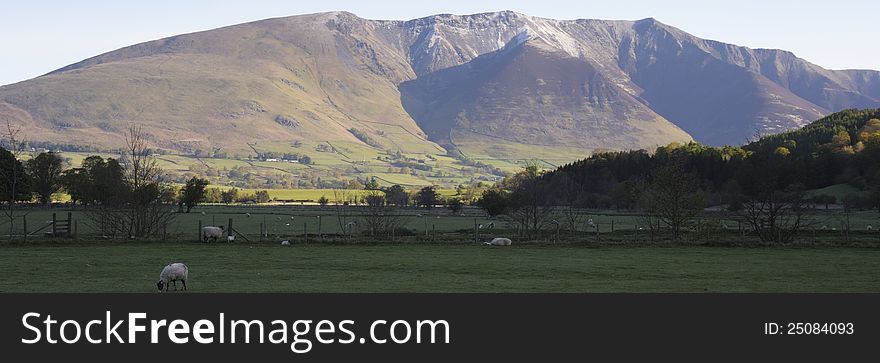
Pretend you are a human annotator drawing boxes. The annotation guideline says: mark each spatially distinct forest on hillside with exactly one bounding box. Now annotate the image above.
[546,108,880,207]
[476,109,880,243]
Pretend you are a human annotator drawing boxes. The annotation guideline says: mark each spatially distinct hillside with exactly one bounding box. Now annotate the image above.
[0,11,878,187]
[544,109,880,211]
[745,108,880,155]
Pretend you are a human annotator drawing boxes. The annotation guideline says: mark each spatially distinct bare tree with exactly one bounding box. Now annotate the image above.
[738,188,809,244]
[333,189,355,236]
[552,172,585,234]
[637,208,663,242]
[359,191,409,238]
[507,163,553,240]
[122,124,168,237]
[836,194,857,243]
[0,119,29,241]
[641,161,704,240]
[86,125,176,238]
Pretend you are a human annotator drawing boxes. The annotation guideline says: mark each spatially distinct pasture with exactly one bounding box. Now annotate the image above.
[0,243,877,292]
[1,205,877,293]
[4,205,880,244]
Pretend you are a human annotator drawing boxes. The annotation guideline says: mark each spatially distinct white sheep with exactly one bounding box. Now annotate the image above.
[281,240,290,246]
[484,237,512,246]
[157,262,188,292]
[202,226,225,243]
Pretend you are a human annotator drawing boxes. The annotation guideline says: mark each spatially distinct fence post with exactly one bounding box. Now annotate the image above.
[474,219,478,244]
[52,213,57,237]
[67,212,72,236]
[709,220,714,242]
[198,220,202,242]
[303,222,307,242]
[74,220,78,240]
[555,223,560,244]
[611,219,614,233]
[259,223,264,243]
[318,216,323,243]
[432,224,436,242]
[227,218,233,239]
[22,215,27,242]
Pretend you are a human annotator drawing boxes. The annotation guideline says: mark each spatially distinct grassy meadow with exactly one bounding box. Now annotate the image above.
[1,204,877,293]
[0,243,876,292]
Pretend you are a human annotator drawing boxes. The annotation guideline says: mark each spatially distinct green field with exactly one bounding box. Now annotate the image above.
[207,188,377,202]
[0,243,876,292]
[6,206,880,241]
[56,141,506,189]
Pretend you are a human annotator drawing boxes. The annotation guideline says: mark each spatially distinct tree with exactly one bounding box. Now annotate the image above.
[61,156,127,206]
[506,164,554,240]
[416,186,438,208]
[255,190,271,203]
[384,185,409,206]
[0,147,30,203]
[359,191,409,236]
[332,189,355,236]
[364,177,380,190]
[445,197,463,214]
[611,180,641,210]
[25,152,64,205]
[0,120,31,241]
[640,161,705,240]
[318,195,329,206]
[179,177,208,212]
[84,125,176,238]
[739,187,809,244]
[89,157,127,205]
[476,188,509,217]
[552,172,587,233]
[204,187,223,203]
[60,168,90,205]
[773,146,791,157]
[221,188,239,204]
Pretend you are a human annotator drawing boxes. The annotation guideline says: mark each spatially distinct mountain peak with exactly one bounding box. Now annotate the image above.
[0,10,877,163]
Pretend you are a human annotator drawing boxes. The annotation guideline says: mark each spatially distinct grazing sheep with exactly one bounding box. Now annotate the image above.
[157,263,188,292]
[281,240,290,246]
[484,237,512,246]
[202,226,225,243]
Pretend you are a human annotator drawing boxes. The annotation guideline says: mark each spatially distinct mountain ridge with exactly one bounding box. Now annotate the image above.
[1,10,878,161]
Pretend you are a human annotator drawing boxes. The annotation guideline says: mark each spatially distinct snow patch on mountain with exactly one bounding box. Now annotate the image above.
[522,17,582,58]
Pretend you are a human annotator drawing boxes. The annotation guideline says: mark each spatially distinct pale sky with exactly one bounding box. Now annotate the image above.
[1,0,877,86]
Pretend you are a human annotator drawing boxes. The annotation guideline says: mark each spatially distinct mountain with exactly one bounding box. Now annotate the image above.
[0,10,878,162]
[399,33,690,151]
